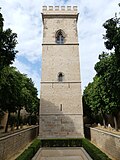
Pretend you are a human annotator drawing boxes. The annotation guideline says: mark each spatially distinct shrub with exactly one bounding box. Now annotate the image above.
[16,139,41,160]
[41,138,82,147]
[16,148,33,160]
[29,139,41,154]
[82,138,111,160]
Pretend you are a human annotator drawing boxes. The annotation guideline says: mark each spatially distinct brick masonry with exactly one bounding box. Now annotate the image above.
[89,127,120,160]
[0,126,38,160]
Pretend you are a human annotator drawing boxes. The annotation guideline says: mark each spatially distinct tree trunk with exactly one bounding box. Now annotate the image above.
[103,117,106,128]
[29,114,32,126]
[113,116,118,131]
[17,108,21,129]
[5,111,10,133]
[101,109,106,128]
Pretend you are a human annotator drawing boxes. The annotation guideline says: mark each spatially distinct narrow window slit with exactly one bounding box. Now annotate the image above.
[60,104,62,111]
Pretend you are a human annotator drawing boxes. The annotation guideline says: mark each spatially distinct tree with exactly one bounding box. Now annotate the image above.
[0,11,18,131]
[103,11,120,66]
[0,9,18,69]
[83,4,120,130]
[95,52,120,130]
[0,67,22,132]
[94,9,120,130]
[0,67,39,132]
[82,95,93,124]
[24,78,39,125]
[15,74,38,129]
[83,76,109,127]
[0,10,39,131]
[0,9,4,32]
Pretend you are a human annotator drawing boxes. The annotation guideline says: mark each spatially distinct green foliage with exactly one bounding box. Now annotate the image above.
[82,93,94,124]
[0,65,39,131]
[95,53,120,115]
[103,14,120,66]
[82,138,111,160]
[83,6,120,130]
[83,76,107,117]
[0,9,18,69]
[16,139,41,160]
[29,139,41,154]
[100,10,120,119]
[0,67,22,112]
[41,138,82,147]
[0,28,18,68]
[16,148,33,160]
[0,9,4,32]
[14,73,38,129]
[0,10,19,126]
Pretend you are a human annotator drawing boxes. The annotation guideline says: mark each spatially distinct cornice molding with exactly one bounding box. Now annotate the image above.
[42,43,79,45]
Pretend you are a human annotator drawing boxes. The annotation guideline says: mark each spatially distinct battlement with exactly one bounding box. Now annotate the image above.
[42,6,78,12]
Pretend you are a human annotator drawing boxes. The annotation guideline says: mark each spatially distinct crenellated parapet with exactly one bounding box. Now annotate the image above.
[42,6,78,21]
[42,6,78,12]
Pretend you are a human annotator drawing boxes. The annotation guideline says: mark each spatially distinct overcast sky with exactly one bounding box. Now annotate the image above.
[0,0,120,96]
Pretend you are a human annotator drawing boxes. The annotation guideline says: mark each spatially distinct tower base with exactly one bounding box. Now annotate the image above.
[39,114,84,139]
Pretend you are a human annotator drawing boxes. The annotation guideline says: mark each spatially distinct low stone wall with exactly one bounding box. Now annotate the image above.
[88,127,120,160]
[0,126,39,160]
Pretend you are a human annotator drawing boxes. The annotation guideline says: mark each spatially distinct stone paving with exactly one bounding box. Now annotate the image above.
[32,147,92,160]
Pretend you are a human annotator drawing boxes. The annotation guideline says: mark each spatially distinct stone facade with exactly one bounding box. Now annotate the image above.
[39,6,84,138]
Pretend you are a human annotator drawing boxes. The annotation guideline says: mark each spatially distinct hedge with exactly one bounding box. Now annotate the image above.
[16,138,111,160]
[82,138,111,160]
[28,139,41,154]
[41,138,82,147]
[16,139,41,160]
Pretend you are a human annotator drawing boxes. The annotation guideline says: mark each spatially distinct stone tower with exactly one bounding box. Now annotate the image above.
[39,6,84,138]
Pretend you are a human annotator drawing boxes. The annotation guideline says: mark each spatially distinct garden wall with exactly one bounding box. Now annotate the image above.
[87,127,120,160]
[0,126,39,160]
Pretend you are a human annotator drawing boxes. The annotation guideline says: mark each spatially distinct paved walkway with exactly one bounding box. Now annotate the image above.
[32,147,92,160]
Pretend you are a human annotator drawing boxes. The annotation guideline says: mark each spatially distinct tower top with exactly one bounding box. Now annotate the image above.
[42,6,79,21]
[42,6,78,12]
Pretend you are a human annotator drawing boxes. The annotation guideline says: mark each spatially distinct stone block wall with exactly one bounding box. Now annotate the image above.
[39,114,83,138]
[40,6,84,139]
[0,126,39,160]
[89,127,120,160]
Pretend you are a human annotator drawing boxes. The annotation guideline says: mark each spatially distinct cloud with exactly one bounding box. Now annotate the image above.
[77,0,120,90]
[1,0,120,94]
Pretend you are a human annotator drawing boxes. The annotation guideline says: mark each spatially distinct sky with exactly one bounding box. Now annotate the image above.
[0,0,120,97]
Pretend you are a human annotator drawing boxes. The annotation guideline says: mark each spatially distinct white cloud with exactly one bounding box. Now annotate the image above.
[1,0,120,94]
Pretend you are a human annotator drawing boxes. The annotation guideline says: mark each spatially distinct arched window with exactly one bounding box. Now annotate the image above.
[58,72,64,82]
[55,30,65,44]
